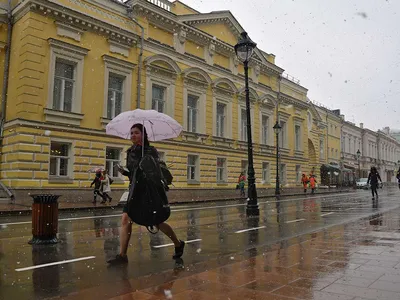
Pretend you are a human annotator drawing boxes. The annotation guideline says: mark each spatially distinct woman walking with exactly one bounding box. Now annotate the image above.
[100,170,112,204]
[107,123,184,265]
[367,167,382,200]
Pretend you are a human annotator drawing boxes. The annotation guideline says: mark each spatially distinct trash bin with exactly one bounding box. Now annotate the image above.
[29,194,61,245]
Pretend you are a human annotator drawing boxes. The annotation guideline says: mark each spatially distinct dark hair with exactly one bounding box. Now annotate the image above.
[370,166,377,174]
[131,123,149,147]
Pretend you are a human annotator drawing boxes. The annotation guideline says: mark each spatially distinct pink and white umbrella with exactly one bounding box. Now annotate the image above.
[106,109,182,141]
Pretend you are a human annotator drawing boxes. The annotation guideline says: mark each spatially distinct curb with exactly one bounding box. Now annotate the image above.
[0,189,353,217]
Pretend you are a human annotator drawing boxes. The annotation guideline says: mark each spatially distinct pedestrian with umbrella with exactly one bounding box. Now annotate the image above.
[105,109,185,264]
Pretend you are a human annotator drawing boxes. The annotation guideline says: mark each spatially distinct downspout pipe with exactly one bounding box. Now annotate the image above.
[127,6,144,110]
[0,0,13,142]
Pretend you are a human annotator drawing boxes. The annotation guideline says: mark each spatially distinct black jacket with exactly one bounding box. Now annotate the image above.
[367,172,382,185]
[123,145,159,185]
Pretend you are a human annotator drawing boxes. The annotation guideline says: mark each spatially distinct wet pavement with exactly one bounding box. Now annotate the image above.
[0,187,400,299]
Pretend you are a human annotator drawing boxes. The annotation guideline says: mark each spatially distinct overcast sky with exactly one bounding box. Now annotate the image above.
[180,0,400,131]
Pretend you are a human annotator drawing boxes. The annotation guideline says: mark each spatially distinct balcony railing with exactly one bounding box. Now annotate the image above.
[147,0,171,11]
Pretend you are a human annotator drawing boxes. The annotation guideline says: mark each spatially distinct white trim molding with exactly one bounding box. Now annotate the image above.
[55,21,84,42]
[46,38,89,126]
[101,55,135,127]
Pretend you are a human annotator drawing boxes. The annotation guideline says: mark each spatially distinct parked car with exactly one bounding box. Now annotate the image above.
[357,178,383,190]
[356,178,369,189]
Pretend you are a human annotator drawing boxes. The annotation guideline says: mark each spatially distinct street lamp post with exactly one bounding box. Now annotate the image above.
[235,32,258,216]
[357,149,361,179]
[273,121,282,195]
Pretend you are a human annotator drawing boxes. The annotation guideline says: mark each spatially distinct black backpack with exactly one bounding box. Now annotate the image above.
[159,160,173,189]
[127,154,170,232]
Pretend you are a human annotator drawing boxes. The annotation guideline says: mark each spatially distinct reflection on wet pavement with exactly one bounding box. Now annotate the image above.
[1,188,400,299]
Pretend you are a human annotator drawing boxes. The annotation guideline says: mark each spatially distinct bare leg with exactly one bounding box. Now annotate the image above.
[120,213,132,256]
[158,222,180,247]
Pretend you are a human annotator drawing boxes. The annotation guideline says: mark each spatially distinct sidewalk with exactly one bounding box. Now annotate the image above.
[0,187,352,215]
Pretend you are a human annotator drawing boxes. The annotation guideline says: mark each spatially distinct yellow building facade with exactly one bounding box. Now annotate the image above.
[0,0,326,200]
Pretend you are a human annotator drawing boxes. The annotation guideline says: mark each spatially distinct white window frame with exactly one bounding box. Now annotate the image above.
[103,55,134,120]
[262,162,270,184]
[183,86,206,134]
[216,157,227,182]
[279,120,287,149]
[47,39,88,118]
[241,160,248,176]
[320,139,325,159]
[213,97,232,139]
[53,60,75,112]
[280,163,287,185]
[238,104,254,142]
[106,147,122,178]
[49,141,72,178]
[216,101,227,138]
[295,165,301,183]
[151,84,167,113]
[145,68,176,117]
[294,123,302,151]
[187,154,200,183]
[260,111,273,145]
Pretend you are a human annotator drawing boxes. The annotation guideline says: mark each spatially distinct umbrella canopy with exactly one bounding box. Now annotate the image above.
[106,109,183,141]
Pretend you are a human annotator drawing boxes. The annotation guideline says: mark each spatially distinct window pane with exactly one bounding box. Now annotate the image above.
[55,61,74,79]
[107,90,114,119]
[49,157,57,176]
[59,158,68,176]
[106,148,120,160]
[115,91,122,116]
[216,103,225,137]
[64,80,73,112]
[51,143,69,157]
[53,78,62,110]
[109,74,124,91]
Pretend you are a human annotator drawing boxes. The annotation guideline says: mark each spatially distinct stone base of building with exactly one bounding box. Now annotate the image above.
[7,186,348,206]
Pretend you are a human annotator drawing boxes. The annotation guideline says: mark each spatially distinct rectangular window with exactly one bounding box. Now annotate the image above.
[216,158,227,182]
[261,115,269,145]
[53,60,74,112]
[241,160,248,176]
[320,140,325,159]
[262,162,270,183]
[50,142,70,177]
[107,74,124,119]
[279,121,286,148]
[295,165,301,182]
[335,149,338,158]
[187,95,198,133]
[216,102,226,137]
[295,125,301,150]
[106,147,121,178]
[280,164,286,184]
[241,108,247,141]
[152,84,165,113]
[187,155,199,181]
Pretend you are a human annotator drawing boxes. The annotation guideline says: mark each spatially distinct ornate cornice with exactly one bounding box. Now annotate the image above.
[13,0,138,47]
[280,93,309,110]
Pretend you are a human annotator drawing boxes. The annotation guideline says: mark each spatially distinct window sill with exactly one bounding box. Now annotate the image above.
[44,109,84,126]
[111,178,126,184]
[187,180,201,185]
[182,131,208,143]
[294,150,304,157]
[48,177,74,184]
[216,181,228,185]
[212,136,235,148]
[101,117,112,129]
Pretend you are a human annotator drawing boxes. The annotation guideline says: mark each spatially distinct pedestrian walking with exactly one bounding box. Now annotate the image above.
[90,171,105,204]
[100,170,113,204]
[367,166,382,200]
[301,174,309,193]
[238,172,246,198]
[107,123,184,265]
[309,175,317,194]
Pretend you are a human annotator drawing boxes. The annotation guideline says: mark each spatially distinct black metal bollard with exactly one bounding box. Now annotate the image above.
[29,194,61,245]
